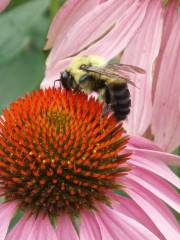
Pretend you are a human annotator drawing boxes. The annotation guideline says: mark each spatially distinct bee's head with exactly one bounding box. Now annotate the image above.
[60,71,79,90]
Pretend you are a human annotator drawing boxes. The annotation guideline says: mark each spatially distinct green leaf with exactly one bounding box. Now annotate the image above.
[7,0,32,10]
[0,48,45,113]
[0,0,50,63]
[50,0,65,18]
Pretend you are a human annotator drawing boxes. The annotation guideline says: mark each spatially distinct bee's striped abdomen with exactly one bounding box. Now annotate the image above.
[106,82,131,121]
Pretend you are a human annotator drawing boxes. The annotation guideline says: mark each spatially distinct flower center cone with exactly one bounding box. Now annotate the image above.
[0,89,130,217]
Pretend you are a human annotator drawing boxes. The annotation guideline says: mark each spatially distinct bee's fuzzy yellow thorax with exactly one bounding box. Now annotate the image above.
[67,55,107,82]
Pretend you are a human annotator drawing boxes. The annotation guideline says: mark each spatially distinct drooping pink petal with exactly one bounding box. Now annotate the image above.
[31,215,57,240]
[6,213,37,240]
[121,0,163,136]
[45,0,100,50]
[0,202,17,240]
[56,214,78,240]
[128,135,180,166]
[125,179,180,240]
[126,167,180,212]
[80,210,102,240]
[110,193,165,239]
[95,203,160,240]
[128,151,180,189]
[0,0,11,12]
[152,14,180,152]
[128,135,162,151]
[7,214,57,240]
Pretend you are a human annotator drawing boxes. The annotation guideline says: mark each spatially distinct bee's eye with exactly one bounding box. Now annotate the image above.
[61,71,70,80]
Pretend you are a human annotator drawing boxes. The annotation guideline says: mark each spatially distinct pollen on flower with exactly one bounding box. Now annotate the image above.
[0,88,130,217]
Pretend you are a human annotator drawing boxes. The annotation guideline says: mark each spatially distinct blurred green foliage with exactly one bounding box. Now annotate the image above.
[0,0,65,113]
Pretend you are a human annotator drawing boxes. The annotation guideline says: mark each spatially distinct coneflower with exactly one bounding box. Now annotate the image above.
[0,89,179,240]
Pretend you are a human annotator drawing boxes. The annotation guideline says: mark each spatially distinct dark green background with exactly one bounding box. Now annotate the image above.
[0,0,64,113]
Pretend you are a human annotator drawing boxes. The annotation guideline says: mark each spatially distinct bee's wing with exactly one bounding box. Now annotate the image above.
[80,64,143,87]
[80,65,129,81]
[107,63,146,74]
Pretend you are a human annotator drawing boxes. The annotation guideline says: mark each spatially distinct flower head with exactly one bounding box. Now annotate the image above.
[0,89,179,240]
[0,89,129,217]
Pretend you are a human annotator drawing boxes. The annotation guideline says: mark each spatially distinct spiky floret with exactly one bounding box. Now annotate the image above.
[0,89,130,217]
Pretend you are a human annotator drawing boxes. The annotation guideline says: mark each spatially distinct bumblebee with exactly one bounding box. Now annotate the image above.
[54,56,145,121]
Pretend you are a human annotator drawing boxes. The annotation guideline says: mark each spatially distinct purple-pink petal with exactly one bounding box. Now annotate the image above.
[6,213,36,240]
[125,179,180,240]
[128,150,180,189]
[126,167,180,212]
[56,214,78,240]
[121,0,163,136]
[95,203,160,240]
[80,210,102,240]
[110,193,166,239]
[45,0,100,50]
[82,0,149,60]
[32,215,57,240]
[128,136,180,166]
[152,14,180,152]
[0,202,17,240]
[7,214,57,240]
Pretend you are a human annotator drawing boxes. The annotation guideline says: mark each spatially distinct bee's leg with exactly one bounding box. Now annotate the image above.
[102,85,111,117]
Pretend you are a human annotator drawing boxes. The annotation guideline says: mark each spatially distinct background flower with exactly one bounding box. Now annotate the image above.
[0,0,11,12]
[42,0,180,152]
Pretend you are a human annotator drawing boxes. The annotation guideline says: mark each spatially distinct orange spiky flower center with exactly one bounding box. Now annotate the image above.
[0,89,130,217]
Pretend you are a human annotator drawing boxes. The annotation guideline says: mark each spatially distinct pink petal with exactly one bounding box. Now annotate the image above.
[0,0,10,12]
[126,167,180,212]
[128,151,180,189]
[128,135,162,151]
[152,14,180,152]
[121,0,163,136]
[45,0,100,49]
[6,213,36,240]
[161,0,179,48]
[125,179,180,240]
[80,210,101,240]
[31,215,57,240]
[0,202,17,240]
[152,0,179,95]
[95,203,160,240]
[47,0,138,69]
[110,193,165,239]
[128,136,180,166]
[82,0,149,59]
[56,214,78,240]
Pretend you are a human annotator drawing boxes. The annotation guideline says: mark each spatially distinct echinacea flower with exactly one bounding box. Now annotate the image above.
[42,0,180,152]
[0,89,180,240]
[0,0,11,12]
